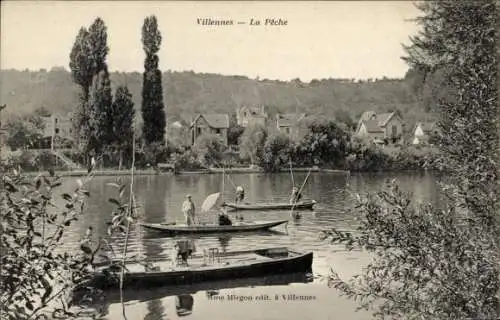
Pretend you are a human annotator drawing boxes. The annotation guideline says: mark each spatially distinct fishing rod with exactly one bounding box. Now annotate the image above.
[289,167,313,218]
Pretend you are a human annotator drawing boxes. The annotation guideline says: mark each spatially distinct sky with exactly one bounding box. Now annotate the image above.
[1,1,421,82]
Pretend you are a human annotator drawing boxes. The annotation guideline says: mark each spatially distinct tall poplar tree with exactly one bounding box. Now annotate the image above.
[69,17,112,158]
[141,15,166,145]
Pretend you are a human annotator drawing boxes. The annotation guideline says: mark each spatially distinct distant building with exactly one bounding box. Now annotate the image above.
[275,113,306,139]
[412,122,437,145]
[355,111,404,143]
[236,106,268,128]
[190,114,230,145]
[40,114,73,148]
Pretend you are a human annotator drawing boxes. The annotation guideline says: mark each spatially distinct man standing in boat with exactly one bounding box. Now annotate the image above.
[290,186,302,204]
[235,186,245,204]
[182,194,196,225]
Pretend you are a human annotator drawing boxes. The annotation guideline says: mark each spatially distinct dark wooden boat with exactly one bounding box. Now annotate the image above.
[82,247,313,290]
[140,220,288,235]
[222,200,316,211]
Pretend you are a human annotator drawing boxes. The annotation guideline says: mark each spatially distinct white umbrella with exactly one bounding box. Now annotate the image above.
[201,192,221,212]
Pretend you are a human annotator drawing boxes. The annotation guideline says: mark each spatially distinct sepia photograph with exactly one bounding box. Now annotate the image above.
[0,1,498,319]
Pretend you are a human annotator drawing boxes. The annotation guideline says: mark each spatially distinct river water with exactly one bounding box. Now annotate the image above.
[61,171,441,320]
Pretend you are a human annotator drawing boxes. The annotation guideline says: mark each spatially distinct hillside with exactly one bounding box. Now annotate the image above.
[0,68,434,127]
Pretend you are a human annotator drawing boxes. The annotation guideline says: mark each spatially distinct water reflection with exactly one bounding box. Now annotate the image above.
[218,235,231,253]
[144,298,166,320]
[64,172,441,320]
[176,294,194,317]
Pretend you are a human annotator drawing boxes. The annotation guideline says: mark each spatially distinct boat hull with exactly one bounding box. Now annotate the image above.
[86,248,313,290]
[223,200,316,211]
[140,220,288,235]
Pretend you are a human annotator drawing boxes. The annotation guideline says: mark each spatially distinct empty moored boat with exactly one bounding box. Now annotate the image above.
[82,247,313,290]
[222,200,316,211]
[140,220,288,235]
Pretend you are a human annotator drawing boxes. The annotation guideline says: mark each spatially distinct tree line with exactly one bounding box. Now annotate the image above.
[69,16,166,166]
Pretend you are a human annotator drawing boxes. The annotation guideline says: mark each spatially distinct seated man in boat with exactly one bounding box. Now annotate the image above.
[182,194,196,225]
[235,186,245,204]
[218,207,233,226]
[290,187,302,204]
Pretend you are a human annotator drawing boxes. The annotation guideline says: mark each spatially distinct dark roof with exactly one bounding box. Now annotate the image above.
[191,114,229,129]
[358,111,402,129]
[377,113,396,127]
[362,120,384,133]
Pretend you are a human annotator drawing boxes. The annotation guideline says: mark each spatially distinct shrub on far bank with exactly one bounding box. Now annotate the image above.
[170,148,203,170]
[259,133,294,173]
[193,134,226,167]
[294,120,350,168]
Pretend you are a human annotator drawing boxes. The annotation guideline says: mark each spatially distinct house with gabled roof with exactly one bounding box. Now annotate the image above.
[236,106,268,128]
[190,114,230,146]
[355,110,404,143]
[275,113,307,139]
[411,121,437,145]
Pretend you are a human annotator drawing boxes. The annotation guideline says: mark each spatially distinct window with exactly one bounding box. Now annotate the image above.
[54,118,58,124]
[215,128,221,134]
[55,128,60,134]
[197,127,201,136]
[391,125,397,137]
[285,127,291,134]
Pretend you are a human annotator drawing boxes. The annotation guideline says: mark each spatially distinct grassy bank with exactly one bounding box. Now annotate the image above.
[20,167,351,177]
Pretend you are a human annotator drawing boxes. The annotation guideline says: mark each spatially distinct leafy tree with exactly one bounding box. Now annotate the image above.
[238,123,267,165]
[5,114,44,150]
[87,18,109,76]
[69,27,93,100]
[141,15,166,145]
[194,134,226,167]
[259,133,294,173]
[227,113,244,146]
[326,2,498,319]
[334,109,356,130]
[296,120,350,167]
[92,70,113,147]
[80,70,112,158]
[69,18,110,155]
[110,86,135,168]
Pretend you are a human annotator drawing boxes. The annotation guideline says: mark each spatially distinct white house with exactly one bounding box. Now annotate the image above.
[355,111,404,143]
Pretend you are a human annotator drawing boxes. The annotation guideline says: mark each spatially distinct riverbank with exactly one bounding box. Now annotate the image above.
[21,167,351,177]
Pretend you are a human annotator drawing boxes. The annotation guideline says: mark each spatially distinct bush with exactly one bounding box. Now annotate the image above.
[171,149,203,170]
[259,133,294,172]
[295,120,350,168]
[193,134,226,167]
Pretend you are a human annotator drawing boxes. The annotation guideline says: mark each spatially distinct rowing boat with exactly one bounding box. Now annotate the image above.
[80,247,313,290]
[140,220,288,235]
[222,200,317,211]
